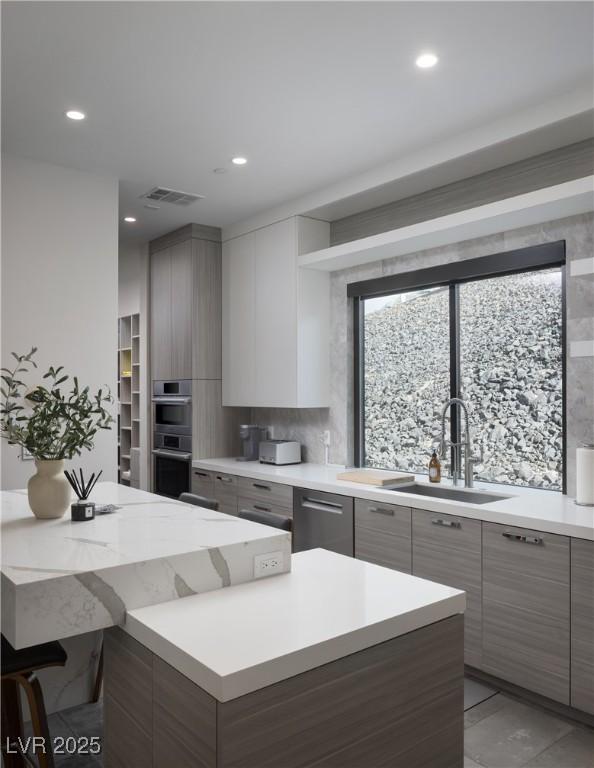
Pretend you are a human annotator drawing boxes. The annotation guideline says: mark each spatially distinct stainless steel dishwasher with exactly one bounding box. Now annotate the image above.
[293,488,354,555]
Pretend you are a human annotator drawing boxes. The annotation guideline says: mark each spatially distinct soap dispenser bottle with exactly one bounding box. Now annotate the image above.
[429,451,441,483]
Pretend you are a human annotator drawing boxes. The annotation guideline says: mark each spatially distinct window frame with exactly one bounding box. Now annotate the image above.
[351,241,567,492]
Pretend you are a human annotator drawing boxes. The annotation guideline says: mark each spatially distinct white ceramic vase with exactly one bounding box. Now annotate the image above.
[27,459,71,519]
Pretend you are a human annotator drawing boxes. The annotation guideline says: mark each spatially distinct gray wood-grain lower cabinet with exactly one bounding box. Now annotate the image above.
[237,476,293,517]
[571,538,594,714]
[191,468,215,499]
[104,616,463,768]
[412,508,482,668]
[355,500,411,573]
[103,629,153,768]
[212,471,239,517]
[482,522,570,705]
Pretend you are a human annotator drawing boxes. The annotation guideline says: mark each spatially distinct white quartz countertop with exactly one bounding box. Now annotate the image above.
[193,459,594,540]
[124,548,465,702]
[1,482,291,647]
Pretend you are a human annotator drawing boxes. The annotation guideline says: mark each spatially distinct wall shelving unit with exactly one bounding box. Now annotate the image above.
[118,313,141,486]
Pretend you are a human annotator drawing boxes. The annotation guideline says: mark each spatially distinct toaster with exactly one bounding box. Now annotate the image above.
[259,440,301,465]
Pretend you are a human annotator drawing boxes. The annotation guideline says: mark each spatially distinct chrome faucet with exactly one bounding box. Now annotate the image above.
[439,397,480,488]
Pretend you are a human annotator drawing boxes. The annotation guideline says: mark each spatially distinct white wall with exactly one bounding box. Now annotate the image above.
[119,242,150,490]
[1,154,119,489]
[119,242,145,317]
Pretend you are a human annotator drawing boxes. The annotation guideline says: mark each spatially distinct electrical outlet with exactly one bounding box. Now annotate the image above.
[321,430,331,446]
[254,551,285,578]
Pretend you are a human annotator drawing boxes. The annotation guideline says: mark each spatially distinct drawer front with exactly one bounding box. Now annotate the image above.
[412,508,482,667]
[238,495,293,520]
[355,500,411,573]
[237,476,293,510]
[571,539,594,714]
[482,522,570,704]
[213,472,238,517]
[191,468,215,498]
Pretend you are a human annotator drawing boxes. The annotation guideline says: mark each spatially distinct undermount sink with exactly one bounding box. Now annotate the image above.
[389,483,510,505]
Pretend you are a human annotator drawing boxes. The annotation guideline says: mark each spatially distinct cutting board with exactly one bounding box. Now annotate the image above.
[336,469,415,487]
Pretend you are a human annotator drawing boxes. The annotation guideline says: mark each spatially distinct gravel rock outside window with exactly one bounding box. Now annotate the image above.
[363,269,563,490]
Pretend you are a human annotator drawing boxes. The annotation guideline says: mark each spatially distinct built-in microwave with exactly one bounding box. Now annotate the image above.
[152,380,192,436]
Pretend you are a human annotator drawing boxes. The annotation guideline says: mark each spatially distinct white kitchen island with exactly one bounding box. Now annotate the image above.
[0,483,292,714]
[0,482,292,649]
[105,549,466,768]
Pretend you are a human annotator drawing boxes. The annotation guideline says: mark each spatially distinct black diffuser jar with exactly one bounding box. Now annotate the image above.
[65,468,102,522]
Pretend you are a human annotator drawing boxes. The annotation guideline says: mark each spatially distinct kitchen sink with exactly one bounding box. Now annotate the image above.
[389,483,510,505]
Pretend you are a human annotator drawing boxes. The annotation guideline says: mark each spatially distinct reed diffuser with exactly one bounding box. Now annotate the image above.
[65,468,102,521]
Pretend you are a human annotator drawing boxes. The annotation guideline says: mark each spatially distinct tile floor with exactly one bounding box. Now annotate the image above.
[464,681,594,768]
[19,678,594,767]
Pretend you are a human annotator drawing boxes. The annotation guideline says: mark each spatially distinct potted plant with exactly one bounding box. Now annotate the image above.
[1,348,114,519]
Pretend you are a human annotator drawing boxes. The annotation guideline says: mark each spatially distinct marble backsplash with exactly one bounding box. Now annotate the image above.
[252,212,594,497]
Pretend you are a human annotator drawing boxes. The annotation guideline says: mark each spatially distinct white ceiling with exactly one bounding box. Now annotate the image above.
[2,2,593,245]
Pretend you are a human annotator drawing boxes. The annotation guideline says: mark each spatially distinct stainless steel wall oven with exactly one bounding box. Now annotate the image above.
[152,380,192,498]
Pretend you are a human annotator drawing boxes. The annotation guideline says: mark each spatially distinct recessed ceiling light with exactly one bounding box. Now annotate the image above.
[65,110,86,121]
[231,157,247,166]
[124,216,136,223]
[415,52,438,69]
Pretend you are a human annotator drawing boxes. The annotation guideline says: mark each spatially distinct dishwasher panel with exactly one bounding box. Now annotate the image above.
[293,488,354,556]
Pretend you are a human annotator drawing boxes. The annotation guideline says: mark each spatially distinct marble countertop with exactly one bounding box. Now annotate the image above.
[124,548,465,702]
[1,482,291,647]
[193,459,594,540]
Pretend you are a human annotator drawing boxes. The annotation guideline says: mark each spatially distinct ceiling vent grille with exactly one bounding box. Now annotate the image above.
[140,187,204,206]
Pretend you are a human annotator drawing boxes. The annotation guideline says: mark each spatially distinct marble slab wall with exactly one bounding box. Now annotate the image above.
[254,213,593,498]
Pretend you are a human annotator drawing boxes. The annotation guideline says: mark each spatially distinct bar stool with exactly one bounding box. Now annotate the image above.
[238,508,292,532]
[1,634,67,768]
[179,492,219,511]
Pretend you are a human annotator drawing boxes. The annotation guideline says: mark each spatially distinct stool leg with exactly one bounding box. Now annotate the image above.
[1,677,26,768]
[16,673,54,768]
[91,641,103,703]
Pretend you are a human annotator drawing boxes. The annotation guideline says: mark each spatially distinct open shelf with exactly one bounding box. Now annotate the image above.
[117,312,141,487]
[298,177,594,272]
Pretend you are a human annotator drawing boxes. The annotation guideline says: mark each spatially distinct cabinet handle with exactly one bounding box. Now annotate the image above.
[431,518,461,529]
[216,475,233,484]
[502,531,543,545]
[368,507,394,516]
[254,504,271,513]
[253,483,271,491]
[194,471,209,478]
[302,496,342,509]
[301,496,344,514]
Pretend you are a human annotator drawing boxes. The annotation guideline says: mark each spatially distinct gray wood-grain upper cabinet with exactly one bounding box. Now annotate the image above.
[482,522,570,705]
[150,241,192,380]
[355,500,411,573]
[571,539,594,714]
[412,508,482,668]
[150,230,222,382]
[150,247,172,381]
[193,239,222,380]
[169,240,193,380]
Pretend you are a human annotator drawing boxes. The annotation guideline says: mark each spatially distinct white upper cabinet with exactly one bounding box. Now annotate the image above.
[222,216,330,408]
[222,229,257,406]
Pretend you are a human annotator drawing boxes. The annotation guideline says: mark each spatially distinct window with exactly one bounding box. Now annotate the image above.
[352,242,565,491]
